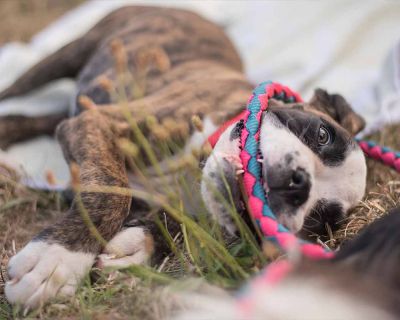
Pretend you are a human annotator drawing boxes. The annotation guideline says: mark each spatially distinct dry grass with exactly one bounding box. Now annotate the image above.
[331,124,400,248]
[0,0,83,45]
[0,167,67,318]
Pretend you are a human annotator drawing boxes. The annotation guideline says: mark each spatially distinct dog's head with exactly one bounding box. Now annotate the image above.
[260,89,367,234]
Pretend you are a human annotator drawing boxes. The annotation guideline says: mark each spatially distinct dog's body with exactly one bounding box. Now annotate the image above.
[0,6,372,310]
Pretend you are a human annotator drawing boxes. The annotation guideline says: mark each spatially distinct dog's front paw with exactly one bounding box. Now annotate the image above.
[5,241,95,310]
[96,227,153,269]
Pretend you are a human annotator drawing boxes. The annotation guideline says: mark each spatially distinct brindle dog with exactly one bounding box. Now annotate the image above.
[1,6,366,309]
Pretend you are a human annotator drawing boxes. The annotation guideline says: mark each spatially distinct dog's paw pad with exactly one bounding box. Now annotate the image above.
[96,227,153,269]
[5,241,95,309]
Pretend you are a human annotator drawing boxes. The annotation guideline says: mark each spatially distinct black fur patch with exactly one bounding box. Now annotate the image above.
[266,166,311,210]
[303,199,344,237]
[230,119,244,141]
[270,107,353,167]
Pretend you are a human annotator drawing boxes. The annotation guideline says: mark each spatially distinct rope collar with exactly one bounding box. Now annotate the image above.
[207,111,247,149]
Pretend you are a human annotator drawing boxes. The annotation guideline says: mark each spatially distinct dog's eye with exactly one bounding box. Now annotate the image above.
[318,126,331,145]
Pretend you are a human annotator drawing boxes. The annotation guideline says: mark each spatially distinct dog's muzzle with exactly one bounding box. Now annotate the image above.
[265,166,311,208]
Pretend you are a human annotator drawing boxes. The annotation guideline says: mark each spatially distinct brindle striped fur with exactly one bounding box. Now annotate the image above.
[0,7,253,255]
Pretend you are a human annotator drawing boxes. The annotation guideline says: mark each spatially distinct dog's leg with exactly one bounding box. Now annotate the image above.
[201,121,243,235]
[5,110,132,309]
[0,6,161,102]
[0,37,94,101]
[0,113,67,149]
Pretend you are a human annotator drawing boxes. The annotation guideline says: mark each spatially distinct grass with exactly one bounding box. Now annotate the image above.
[0,0,84,45]
[333,126,400,245]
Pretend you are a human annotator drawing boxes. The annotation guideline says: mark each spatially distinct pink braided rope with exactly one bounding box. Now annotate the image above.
[239,81,333,260]
[236,260,292,317]
[357,139,400,173]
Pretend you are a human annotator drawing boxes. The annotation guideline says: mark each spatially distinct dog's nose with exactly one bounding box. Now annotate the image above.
[266,167,311,207]
[290,169,309,190]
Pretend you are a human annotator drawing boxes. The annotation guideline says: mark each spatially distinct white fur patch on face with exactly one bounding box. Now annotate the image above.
[314,147,366,212]
[201,122,242,234]
[97,227,152,269]
[260,113,317,176]
[259,112,366,233]
[6,241,95,310]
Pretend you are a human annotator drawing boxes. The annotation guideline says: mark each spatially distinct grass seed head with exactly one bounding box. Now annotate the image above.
[152,47,171,73]
[45,170,57,186]
[70,163,80,189]
[162,118,190,139]
[136,46,171,73]
[191,115,203,132]
[118,138,140,158]
[110,38,128,74]
[78,95,97,111]
[202,142,213,157]
[152,126,170,141]
[146,115,159,130]
[97,75,114,93]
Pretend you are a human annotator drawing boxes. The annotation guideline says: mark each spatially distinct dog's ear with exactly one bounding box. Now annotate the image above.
[309,89,365,135]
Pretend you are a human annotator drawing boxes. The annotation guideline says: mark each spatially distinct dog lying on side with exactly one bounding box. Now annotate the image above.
[0,6,367,309]
[202,96,366,234]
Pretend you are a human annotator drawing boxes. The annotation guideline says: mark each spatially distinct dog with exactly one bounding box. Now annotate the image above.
[202,94,367,235]
[0,6,367,309]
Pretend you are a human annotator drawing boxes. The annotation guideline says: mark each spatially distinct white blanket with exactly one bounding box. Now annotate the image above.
[1,0,400,187]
